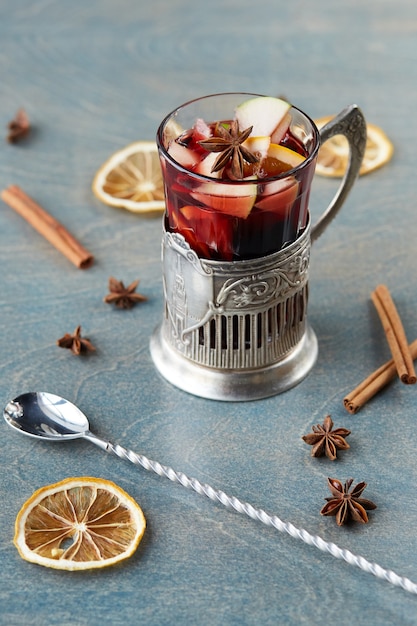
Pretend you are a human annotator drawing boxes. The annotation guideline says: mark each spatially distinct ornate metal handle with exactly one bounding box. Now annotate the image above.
[311,104,367,243]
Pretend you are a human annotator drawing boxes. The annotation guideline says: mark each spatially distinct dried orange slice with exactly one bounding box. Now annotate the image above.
[14,477,146,571]
[92,141,165,213]
[314,116,394,177]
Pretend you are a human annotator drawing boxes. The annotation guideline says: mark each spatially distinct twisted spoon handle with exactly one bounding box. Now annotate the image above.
[85,432,417,596]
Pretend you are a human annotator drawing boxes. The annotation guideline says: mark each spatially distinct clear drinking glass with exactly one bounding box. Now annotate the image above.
[157,92,321,262]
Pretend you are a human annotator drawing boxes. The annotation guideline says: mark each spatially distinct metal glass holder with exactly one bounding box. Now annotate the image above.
[150,222,317,401]
[151,102,367,401]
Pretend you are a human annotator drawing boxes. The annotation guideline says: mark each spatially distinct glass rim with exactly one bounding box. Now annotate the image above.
[156,92,321,184]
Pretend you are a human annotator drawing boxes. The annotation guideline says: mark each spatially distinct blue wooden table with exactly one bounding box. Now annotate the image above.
[2,1,417,624]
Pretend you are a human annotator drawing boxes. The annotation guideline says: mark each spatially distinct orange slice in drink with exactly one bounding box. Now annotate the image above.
[92,141,165,213]
[265,143,306,170]
[14,477,146,571]
[315,117,394,177]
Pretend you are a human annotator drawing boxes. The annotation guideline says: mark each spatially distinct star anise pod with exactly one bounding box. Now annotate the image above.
[57,325,95,355]
[321,478,377,526]
[7,109,30,143]
[302,415,350,460]
[198,120,259,179]
[104,277,147,309]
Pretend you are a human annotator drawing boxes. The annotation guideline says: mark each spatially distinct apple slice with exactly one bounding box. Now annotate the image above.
[167,141,199,169]
[255,178,299,213]
[192,117,212,141]
[191,181,257,218]
[242,136,271,159]
[271,111,292,145]
[171,206,211,258]
[194,152,222,178]
[176,205,234,260]
[235,97,291,138]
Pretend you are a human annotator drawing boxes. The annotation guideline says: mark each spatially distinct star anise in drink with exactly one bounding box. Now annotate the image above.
[320,478,377,526]
[7,109,30,143]
[302,415,350,460]
[57,325,95,355]
[198,120,259,179]
[104,277,147,309]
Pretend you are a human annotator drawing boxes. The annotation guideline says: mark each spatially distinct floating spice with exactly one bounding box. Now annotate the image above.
[198,121,259,179]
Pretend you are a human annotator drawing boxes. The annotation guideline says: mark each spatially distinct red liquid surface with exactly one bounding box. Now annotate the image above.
[161,120,316,261]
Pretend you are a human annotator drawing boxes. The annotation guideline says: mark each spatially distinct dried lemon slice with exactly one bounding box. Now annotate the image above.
[92,141,165,213]
[14,477,146,571]
[314,116,394,177]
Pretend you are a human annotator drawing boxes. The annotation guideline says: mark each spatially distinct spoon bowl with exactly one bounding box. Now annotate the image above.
[4,392,89,441]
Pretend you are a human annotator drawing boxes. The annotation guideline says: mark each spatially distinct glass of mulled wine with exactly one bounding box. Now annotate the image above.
[157,93,357,261]
[152,93,366,401]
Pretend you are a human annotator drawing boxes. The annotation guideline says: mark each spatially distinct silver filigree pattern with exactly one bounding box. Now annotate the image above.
[160,224,311,370]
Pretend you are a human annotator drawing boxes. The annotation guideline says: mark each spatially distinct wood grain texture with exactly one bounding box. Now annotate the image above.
[1,1,417,624]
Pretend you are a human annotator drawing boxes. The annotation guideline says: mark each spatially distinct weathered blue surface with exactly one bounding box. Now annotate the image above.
[1,1,417,624]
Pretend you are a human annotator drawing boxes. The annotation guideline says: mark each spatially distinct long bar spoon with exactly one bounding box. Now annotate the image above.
[4,391,417,595]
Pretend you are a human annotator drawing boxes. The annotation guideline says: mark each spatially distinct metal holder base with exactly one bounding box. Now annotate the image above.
[150,322,317,401]
[150,222,318,401]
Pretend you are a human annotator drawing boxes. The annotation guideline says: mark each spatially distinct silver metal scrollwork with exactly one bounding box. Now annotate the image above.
[160,224,311,370]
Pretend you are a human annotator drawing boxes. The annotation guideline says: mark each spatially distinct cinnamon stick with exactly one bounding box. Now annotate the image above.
[344,338,417,414]
[1,185,94,269]
[371,284,416,384]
